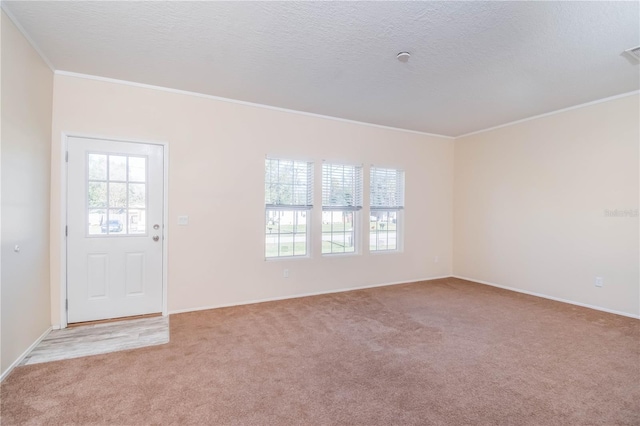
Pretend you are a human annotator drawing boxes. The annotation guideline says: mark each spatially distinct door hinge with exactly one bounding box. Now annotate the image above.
[65,226,68,237]
[65,299,68,311]
[65,151,69,162]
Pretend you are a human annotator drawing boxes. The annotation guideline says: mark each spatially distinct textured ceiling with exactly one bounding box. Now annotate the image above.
[3,1,639,136]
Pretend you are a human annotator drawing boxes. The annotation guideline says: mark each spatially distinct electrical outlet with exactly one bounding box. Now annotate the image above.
[595,276,603,287]
[283,269,289,278]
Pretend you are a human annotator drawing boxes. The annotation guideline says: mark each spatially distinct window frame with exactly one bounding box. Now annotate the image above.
[321,162,363,255]
[369,166,404,252]
[264,157,313,259]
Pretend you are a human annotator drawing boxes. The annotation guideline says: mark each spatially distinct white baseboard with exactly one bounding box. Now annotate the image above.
[453,275,640,320]
[169,275,451,315]
[1,327,53,382]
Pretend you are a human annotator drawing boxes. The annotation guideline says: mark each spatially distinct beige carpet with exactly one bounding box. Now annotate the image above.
[2,278,639,425]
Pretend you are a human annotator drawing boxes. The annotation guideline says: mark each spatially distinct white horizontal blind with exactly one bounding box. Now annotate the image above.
[322,163,363,211]
[265,158,313,209]
[370,167,404,210]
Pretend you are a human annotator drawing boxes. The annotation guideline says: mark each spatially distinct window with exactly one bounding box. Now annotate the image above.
[322,163,363,254]
[87,153,147,236]
[370,167,404,251]
[265,158,313,258]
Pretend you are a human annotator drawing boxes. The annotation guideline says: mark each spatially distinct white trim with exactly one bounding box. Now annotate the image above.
[168,275,451,315]
[161,143,169,317]
[455,90,640,139]
[54,70,455,140]
[0,327,52,382]
[1,3,55,72]
[59,133,170,328]
[453,275,640,320]
[59,134,68,328]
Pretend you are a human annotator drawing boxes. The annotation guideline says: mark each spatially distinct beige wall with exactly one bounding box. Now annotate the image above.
[454,94,639,317]
[1,11,53,375]
[50,74,454,325]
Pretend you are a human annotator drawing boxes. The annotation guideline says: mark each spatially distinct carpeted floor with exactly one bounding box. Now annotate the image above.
[2,278,639,425]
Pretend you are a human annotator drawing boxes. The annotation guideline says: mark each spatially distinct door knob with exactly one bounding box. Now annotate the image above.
[153,236,160,242]
[153,224,160,230]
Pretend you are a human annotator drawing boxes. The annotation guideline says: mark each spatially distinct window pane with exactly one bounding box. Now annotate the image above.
[109,155,127,181]
[265,158,312,207]
[322,163,362,208]
[265,234,279,258]
[128,157,146,182]
[293,234,307,256]
[280,241,294,256]
[88,182,107,208]
[88,209,107,235]
[265,209,308,258]
[370,210,398,251]
[278,160,294,185]
[293,211,307,256]
[109,183,127,208]
[322,210,356,254]
[370,168,404,208]
[266,211,279,233]
[88,154,107,180]
[128,209,146,234]
[106,210,126,234]
[128,183,146,208]
[369,231,378,251]
[292,162,309,205]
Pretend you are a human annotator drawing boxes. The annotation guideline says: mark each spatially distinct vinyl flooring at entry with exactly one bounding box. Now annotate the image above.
[20,315,169,365]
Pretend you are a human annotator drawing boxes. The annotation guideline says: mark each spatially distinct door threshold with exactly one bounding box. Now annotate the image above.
[67,312,162,328]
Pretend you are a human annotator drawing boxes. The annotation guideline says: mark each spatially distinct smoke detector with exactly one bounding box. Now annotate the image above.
[396,52,411,63]
[623,46,640,62]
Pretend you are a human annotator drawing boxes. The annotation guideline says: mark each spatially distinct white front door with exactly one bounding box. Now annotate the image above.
[67,136,164,323]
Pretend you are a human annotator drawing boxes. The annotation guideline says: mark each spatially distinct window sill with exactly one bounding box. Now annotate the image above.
[264,255,311,262]
[321,252,361,258]
[369,249,403,255]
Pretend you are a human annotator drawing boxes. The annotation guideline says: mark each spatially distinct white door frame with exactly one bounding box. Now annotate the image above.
[58,133,169,329]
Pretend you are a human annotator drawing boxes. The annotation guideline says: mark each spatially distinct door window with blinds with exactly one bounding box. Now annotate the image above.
[265,158,313,258]
[370,167,404,251]
[322,163,363,254]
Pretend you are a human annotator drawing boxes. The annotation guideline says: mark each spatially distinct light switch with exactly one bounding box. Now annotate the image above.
[178,215,189,226]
